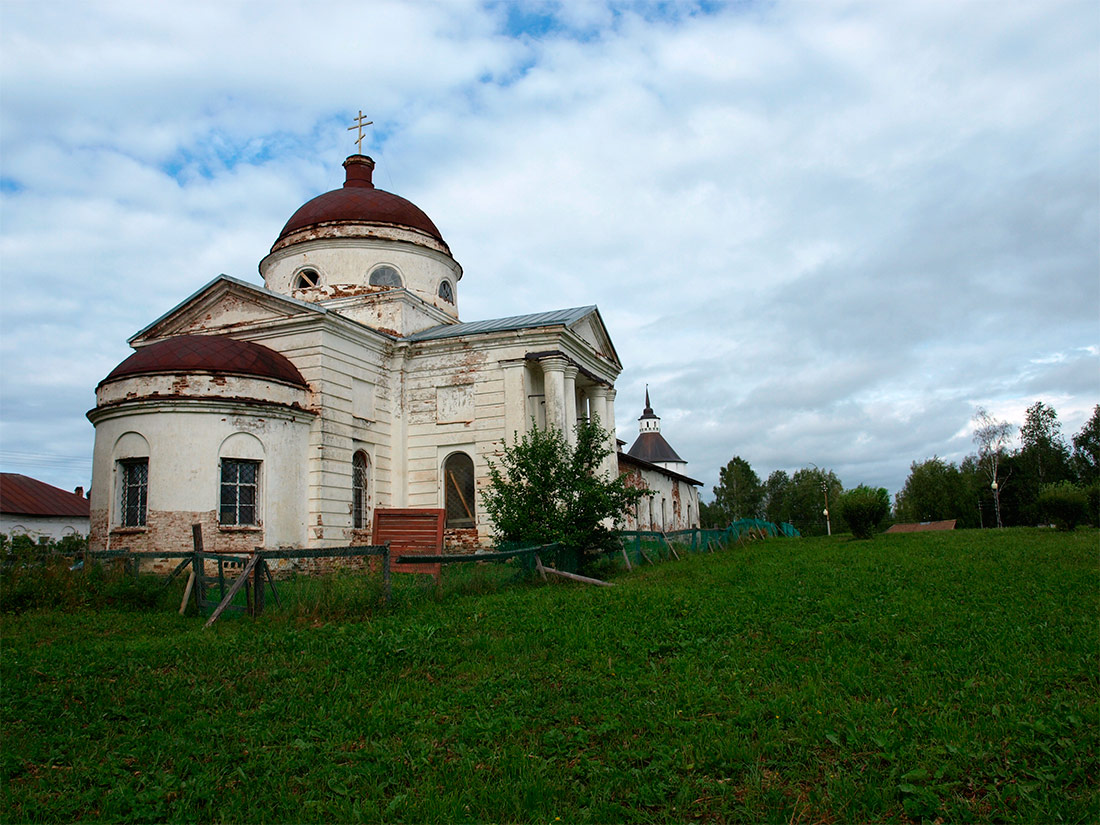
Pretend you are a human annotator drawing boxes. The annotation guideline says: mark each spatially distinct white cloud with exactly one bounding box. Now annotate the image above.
[1,0,1096,501]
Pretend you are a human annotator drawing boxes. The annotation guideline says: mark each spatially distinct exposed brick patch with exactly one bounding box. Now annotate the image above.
[443,527,481,553]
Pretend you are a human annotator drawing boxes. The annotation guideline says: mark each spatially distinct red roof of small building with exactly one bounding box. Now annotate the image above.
[100,335,308,388]
[1,474,90,518]
[275,155,445,248]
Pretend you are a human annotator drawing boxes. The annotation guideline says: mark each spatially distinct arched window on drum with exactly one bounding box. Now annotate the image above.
[352,450,370,529]
[443,452,475,529]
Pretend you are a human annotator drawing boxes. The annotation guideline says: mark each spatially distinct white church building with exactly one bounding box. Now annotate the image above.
[88,152,699,555]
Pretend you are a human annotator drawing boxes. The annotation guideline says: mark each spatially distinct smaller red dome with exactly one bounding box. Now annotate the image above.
[101,335,308,388]
[274,155,445,248]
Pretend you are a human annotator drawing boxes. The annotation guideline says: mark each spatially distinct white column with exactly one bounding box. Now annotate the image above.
[541,357,569,433]
[562,365,578,445]
[588,385,609,432]
[605,387,619,476]
[588,385,611,477]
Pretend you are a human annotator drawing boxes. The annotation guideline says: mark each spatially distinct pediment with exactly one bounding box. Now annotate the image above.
[568,309,619,367]
[130,275,324,345]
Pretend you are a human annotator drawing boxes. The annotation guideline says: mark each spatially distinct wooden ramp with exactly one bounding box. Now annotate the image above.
[373,508,445,583]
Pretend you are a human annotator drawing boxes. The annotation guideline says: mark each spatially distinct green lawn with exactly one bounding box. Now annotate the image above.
[2,529,1097,823]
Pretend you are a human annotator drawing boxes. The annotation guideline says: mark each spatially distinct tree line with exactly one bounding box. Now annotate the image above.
[702,402,1099,534]
[894,402,1098,529]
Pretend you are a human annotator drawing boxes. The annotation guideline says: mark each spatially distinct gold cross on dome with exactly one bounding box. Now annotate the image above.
[347,109,374,153]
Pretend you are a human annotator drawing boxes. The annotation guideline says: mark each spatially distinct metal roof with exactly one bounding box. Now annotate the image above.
[626,431,686,465]
[617,452,702,487]
[276,156,445,248]
[101,335,309,388]
[407,306,598,342]
[1,474,90,518]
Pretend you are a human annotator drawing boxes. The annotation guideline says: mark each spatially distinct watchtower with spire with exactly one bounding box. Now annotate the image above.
[626,388,688,473]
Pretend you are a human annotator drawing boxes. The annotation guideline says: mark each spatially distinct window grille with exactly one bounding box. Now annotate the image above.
[369,266,402,288]
[119,458,148,527]
[220,459,260,526]
[352,451,370,529]
[443,453,475,529]
[438,280,454,303]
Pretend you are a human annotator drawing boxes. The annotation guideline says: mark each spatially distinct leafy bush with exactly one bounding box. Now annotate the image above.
[837,485,890,539]
[482,418,646,569]
[1085,482,1100,527]
[1037,481,1088,531]
[0,533,176,613]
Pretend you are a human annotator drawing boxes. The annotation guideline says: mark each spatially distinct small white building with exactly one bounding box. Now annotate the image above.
[618,390,701,532]
[1,474,90,542]
[88,152,686,556]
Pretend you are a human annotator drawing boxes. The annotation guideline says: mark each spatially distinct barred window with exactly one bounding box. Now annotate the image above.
[220,459,260,526]
[352,451,370,529]
[443,452,475,529]
[438,280,454,304]
[119,458,148,527]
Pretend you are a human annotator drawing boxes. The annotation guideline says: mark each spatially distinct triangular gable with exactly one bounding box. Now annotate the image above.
[566,307,620,368]
[129,275,328,345]
[407,304,621,368]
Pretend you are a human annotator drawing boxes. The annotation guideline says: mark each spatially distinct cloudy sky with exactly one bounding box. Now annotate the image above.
[1,0,1097,502]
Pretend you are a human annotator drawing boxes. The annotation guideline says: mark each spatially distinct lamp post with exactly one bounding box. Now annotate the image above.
[821,480,831,537]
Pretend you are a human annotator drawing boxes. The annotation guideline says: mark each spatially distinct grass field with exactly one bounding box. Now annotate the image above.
[2,529,1097,823]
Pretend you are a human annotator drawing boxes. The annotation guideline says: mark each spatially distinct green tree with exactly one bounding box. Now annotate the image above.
[698,500,724,529]
[1037,481,1088,531]
[1013,402,1073,524]
[710,456,764,525]
[482,418,646,566]
[1019,402,1072,485]
[762,470,791,525]
[1072,405,1100,485]
[786,467,843,536]
[894,456,974,527]
[837,485,890,539]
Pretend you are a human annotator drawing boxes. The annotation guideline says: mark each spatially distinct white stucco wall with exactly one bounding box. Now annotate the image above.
[1,515,89,542]
[260,237,462,323]
[89,380,314,553]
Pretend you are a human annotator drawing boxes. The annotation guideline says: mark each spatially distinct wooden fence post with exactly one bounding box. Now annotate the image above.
[381,543,391,605]
[252,557,266,617]
[191,524,206,611]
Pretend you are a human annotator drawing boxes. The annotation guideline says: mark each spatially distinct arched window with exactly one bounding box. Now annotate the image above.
[352,451,370,529]
[438,280,454,304]
[295,268,320,289]
[369,265,402,288]
[443,452,475,529]
[118,458,149,527]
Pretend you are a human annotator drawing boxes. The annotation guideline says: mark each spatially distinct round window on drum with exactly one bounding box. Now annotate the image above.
[368,266,402,288]
[438,280,454,304]
[295,268,320,289]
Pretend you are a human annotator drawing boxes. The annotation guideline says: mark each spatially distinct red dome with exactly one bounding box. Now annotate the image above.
[101,335,308,388]
[274,155,444,248]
